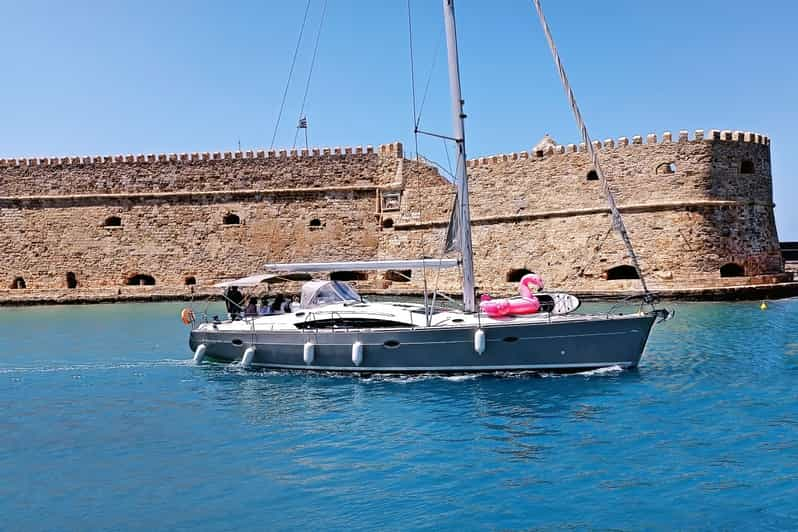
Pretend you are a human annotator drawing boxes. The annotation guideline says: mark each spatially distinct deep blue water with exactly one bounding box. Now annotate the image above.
[1,299,797,530]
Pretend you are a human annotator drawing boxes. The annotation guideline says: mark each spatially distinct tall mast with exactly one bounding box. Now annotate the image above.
[442,0,476,313]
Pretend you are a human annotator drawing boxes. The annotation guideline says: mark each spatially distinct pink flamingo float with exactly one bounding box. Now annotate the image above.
[479,273,544,318]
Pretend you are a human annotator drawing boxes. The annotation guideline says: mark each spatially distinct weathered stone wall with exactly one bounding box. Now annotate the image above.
[0,143,403,194]
[0,192,379,290]
[0,131,786,298]
[378,129,784,294]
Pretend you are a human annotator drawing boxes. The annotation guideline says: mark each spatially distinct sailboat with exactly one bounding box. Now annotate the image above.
[186,0,670,373]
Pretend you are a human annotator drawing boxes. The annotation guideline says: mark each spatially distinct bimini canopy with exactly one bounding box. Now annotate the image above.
[300,280,362,309]
[214,272,313,288]
[262,258,459,272]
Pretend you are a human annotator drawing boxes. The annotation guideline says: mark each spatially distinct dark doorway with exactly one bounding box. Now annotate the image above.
[720,263,745,277]
[330,271,368,281]
[223,213,240,225]
[104,216,122,227]
[126,274,156,286]
[184,276,197,285]
[384,270,411,282]
[506,268,532,282]
[10,277,26,289]
[605,265,639,280]
[66,272,78,289]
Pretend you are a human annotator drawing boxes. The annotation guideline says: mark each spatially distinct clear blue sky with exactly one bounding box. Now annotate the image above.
[1,1,796,238]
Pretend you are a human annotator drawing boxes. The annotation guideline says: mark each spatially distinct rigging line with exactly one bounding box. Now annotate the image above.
[416,155,455,180]
[293,0,329,150]
[530,0,651,298]
[270,0,312,150]
[442,138,454,177]
[415,28,444,129]
[406,0,420,160]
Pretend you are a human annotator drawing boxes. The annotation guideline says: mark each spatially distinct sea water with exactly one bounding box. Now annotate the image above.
[0,300,796,530]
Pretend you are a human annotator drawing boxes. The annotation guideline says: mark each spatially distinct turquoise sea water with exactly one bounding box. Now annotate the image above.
[1,300,797,530]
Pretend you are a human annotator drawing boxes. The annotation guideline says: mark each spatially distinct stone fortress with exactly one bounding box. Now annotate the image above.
[0,128,791,303]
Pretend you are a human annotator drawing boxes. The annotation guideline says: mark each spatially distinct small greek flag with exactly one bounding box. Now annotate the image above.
[297,117,308,129]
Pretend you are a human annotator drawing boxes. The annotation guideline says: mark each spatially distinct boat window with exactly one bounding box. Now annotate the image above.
[410,307,445,315]
[312,284,344,306]
[295,318,411,329]
[333,281,361,301]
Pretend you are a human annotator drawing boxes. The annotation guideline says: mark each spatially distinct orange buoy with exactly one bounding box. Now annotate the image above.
[180,307,195,325]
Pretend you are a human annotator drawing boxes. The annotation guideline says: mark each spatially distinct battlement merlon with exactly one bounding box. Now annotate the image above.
[465,129,770,168]
[0,142,405,168]
[0,128,770,168]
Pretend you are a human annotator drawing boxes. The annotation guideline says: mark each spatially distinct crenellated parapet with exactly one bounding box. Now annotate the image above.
[0,142,405,168]
[466,129,770,168]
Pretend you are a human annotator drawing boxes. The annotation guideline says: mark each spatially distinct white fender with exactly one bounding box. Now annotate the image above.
[352,341,363,366]
[474,329,486,355]
[241,346,256,368]
[193,344,207,364]
[303,342,315,365]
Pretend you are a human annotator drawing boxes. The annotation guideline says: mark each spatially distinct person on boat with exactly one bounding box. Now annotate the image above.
[270,294,286,314]
[225,285,245,319]
[244,297,259,317]
[259,298,273,315]
[282,295,295,313]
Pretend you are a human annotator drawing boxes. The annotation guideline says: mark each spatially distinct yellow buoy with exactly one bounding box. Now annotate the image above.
[760,301,768,311]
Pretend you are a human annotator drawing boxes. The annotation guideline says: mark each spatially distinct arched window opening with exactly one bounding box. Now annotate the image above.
[720,263,745,277]
[655,162,677,175]
[586,170,599,181]
[223,213,240,225]
[605,265,639,280]
[10,277,26,289]
[506,268,532,282]
[309,218,323,229]
[740,160,755,174]
[184,276,197,286]
[329,271,368,281]
[66,272,77,289]
[126,274,156,286]
[382,218,394,229]
[384,270,411,282]
[103,215,122,227]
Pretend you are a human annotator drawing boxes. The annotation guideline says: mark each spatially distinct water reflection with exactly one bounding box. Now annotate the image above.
[197,363,645,467]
